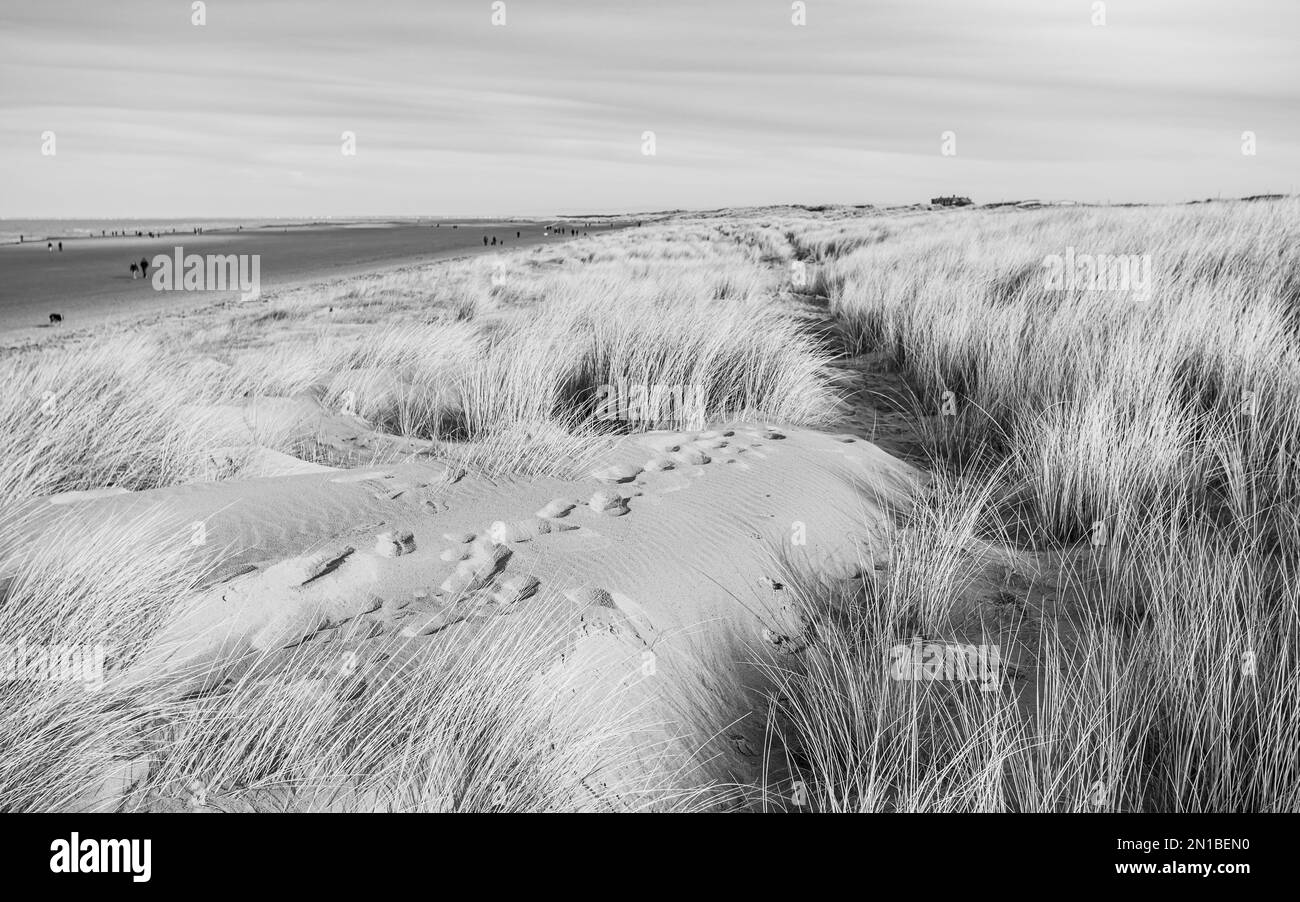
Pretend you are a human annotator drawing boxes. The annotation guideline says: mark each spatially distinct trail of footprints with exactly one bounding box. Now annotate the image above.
[279,426,799,664]
[100,424,887,810]
[402,428,779,640]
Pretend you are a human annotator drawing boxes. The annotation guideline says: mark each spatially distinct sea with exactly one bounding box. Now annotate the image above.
[0,218,463,245]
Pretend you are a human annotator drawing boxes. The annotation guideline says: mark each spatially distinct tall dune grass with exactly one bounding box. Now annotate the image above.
[4,200,1298,812]
[748,468,1300,812]
[730,198,1300,812]
[807,200,1300,542]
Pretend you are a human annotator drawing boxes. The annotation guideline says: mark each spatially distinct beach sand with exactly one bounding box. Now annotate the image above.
[0,219,625,342]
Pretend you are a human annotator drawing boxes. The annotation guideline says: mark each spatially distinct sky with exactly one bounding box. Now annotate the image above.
[1,0,1297,217]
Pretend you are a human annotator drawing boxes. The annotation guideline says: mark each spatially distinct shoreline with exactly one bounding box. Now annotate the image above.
[0,247,479,354]
[0,215,623,246]
[0,219,631,343]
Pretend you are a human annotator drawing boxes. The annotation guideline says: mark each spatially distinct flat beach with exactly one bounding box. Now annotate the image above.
[0,219,625,342]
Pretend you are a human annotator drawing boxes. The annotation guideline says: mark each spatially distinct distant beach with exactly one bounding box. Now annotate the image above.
[0,219,263,245]
[0,218,624,339]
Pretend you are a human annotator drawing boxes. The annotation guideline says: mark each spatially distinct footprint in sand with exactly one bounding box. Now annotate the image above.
[577,605,643,644]
[439,542,511,595]
[381,595,411,622]
[403,569,542,636]
[401,603,469,637]
[490,574,541,609]
[489,519,535,543]
[592,464,643,484]
[671,447,711,466]
[489,516,579,543]
[443,531,476,544]
[567,586,615,608]
[390,591,445,627]
[563,586,655,648]
[373,531,416,558]
[535,499,576,519]
[242,546,387,651]
[588,490,630,517]
[761,622,811,655]
[643,456,676,472]
[758,583,813,655]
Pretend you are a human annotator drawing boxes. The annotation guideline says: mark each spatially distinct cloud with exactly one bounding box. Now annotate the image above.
[1,0,1296,215]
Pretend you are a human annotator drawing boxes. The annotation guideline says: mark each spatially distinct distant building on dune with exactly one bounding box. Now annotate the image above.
[931,195,973,207]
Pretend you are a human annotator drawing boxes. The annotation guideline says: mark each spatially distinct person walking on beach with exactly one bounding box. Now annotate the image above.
[130,262,139,279]
[140,256,150,279]
[483,236,488,246]
[47,242,53,252]
[58,241,63,252]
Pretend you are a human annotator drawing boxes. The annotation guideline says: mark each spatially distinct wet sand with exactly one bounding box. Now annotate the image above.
[0,219,623,341]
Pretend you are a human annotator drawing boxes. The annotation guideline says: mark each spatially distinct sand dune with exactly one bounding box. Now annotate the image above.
[29,418,915,810]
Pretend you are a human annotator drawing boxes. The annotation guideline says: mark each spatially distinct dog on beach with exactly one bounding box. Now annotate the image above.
[49,313,62,324]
